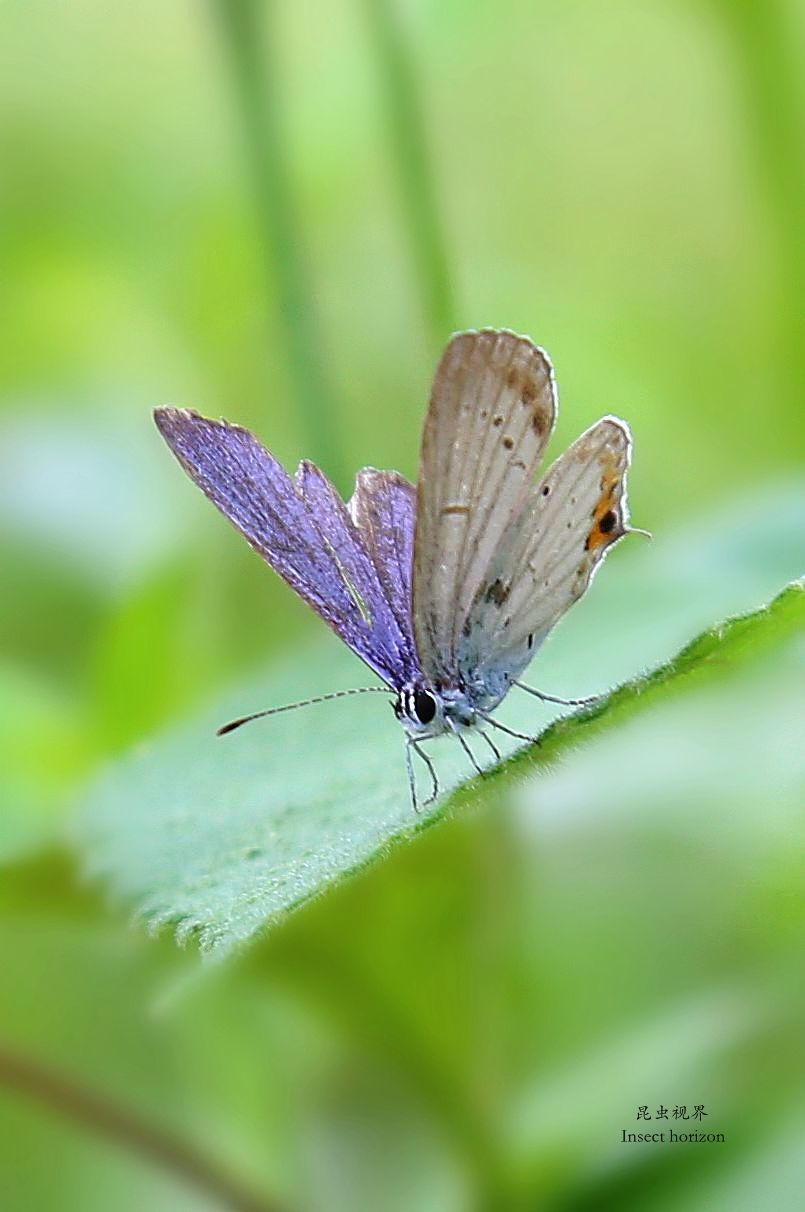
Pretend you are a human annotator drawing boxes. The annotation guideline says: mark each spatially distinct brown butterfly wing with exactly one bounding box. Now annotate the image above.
[412,330,556,683]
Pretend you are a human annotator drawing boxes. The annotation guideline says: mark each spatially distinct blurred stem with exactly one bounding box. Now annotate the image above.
[268,938,509,1207]
[0,1043,287,1212]
[213,0,345,485]
[716,0,805,389]
[362,0,457,346]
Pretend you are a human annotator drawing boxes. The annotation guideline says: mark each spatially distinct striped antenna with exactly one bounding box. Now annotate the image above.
[217,686,390,736]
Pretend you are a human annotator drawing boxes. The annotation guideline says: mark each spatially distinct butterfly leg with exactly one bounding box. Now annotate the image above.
[477,730,502,763]
[513,681,602,708]
[477,711,541,745]
[404,740,420,812]
[410,738,439,807]
[456,731,485,777]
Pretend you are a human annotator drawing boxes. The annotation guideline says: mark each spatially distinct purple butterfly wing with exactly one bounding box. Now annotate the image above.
[348,469,417,659]
[294,457,419,681]
[154,408,417,688]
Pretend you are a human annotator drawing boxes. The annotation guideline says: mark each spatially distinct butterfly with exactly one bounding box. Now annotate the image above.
[155,329,643,809]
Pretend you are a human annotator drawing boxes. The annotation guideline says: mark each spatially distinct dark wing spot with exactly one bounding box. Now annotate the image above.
[586,502,621,552]
[503,435,514,450]
[531,408,548,435]
[484,578,510,606]
[493,415,504,427]
[542,484,550,496]
[527,633,534,649]
[505,366,534,400]
[504,365,550,435]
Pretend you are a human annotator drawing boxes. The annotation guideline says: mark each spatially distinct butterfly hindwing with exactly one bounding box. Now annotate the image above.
[460,416,633,687]
[412,330,556,683]
[348,469,417,659]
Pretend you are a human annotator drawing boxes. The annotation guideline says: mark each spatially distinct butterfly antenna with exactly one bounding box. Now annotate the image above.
[217,685,389,736]
[513,682,602,708]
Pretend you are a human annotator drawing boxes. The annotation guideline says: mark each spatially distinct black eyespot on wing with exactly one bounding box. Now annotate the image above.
[414,689,437,725]
[599,509,617,534]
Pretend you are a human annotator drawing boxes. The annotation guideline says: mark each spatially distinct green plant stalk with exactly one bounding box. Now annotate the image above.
[362,0,457,345]
[213,0,345,485]
[717,0,805,395]
[266,938,506,1205]
[0,1042,287,1212]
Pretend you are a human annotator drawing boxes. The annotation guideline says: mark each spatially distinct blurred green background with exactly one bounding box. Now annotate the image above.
[1,1,804,1209]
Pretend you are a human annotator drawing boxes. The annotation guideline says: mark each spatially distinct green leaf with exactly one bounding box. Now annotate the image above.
[77,499,804,956]
[494,575,805,786]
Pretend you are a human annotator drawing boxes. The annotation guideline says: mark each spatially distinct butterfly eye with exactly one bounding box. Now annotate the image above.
[413,689,437,725]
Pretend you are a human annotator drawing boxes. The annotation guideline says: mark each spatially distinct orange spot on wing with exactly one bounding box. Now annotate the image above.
[586,469,623,552]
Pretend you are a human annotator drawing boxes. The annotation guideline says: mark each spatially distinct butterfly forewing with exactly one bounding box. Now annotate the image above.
[154,408,417,689]
[461,417,633,687]
[412,330,556,682]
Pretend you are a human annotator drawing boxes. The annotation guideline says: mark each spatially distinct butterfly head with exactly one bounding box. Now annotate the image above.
[394,684,444,737]
[395,680,493,738]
